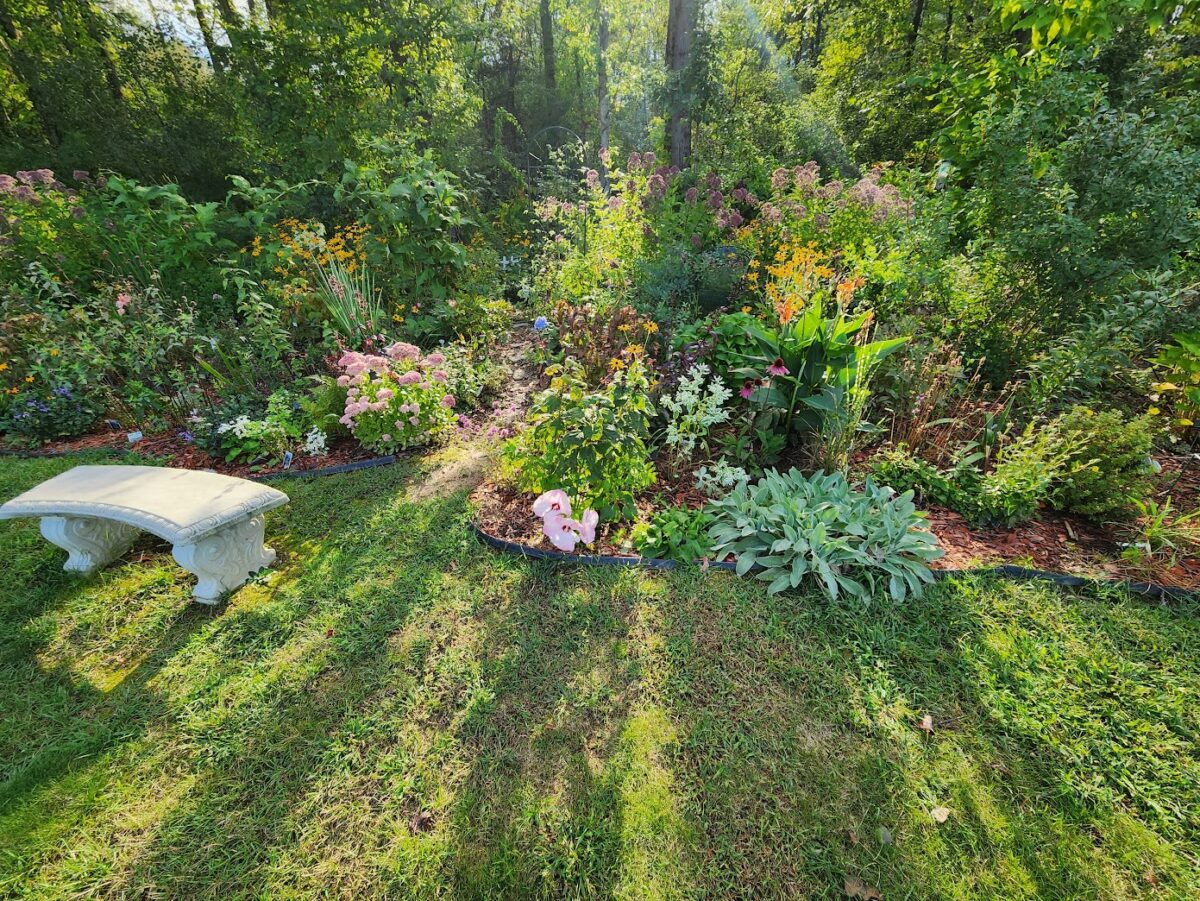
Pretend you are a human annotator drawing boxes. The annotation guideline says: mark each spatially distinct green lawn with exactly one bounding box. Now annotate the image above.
[1,454,1198,900]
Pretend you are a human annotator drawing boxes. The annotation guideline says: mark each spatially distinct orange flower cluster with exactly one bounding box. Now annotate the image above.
[764,242,833,324]
[758,242,866,325]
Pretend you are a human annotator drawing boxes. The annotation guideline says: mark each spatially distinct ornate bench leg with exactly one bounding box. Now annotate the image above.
[40,516,140,573]
[172,514,277,604]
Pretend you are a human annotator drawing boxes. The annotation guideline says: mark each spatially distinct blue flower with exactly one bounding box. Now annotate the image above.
[52,385,72,398]
[534,316,549,331]
[179,430,195,443]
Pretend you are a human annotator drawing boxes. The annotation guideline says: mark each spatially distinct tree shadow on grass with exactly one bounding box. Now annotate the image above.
[105,479,480,896]
[654,570,1200,899]
[0,463,421,891]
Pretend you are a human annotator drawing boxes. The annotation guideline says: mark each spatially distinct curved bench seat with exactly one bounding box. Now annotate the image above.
[0,465,289,603]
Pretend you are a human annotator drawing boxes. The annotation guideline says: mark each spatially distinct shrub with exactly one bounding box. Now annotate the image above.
[707,469,942,602]
[1051,407,1155,519]
[335,344,458,453]
[632,506,715,564]
[502,359,656,520]
[210,388,305,464]
[1152,330,1200,437]
[0,383,101,443]
[658,362,731,466]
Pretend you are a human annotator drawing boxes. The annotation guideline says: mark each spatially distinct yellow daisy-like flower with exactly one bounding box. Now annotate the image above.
[644,322,659,334]
[609,357,626,371]
[24,375,34,383]
[0,363,7,372]
[49,348,59,357]
[741,306,752,314]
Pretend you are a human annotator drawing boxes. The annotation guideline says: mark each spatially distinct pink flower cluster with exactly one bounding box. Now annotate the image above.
[333,344,457,448]
[532,490,598,552]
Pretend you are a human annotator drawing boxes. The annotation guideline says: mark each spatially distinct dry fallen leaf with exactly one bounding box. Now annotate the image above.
[931,806,951,824]
[847,828,860,846]
[844,875,882,900]
[410,810,434,833]
[918,714,934,735]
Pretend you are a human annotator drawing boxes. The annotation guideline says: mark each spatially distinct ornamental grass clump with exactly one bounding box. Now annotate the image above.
[335,342,456,452]
[707,468,942,602]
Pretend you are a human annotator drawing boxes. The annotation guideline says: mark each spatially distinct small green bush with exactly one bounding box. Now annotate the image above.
[1051,407,1155,519]
[632,506,715,563]
[0,384,101,443]
[706,469,942,602]
[502,359,656,520]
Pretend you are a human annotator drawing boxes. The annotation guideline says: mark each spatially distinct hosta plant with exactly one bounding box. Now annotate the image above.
[706,468,943,602]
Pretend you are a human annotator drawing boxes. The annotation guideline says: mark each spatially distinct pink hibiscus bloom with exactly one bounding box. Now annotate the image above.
[532,489,572,519]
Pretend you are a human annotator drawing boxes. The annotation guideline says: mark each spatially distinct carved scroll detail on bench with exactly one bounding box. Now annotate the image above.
[172,514,277,604]
[40,516,140,573]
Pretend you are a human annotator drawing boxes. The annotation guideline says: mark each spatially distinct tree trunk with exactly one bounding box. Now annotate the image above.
[665,0,697,169]
[539,0,555,89]
[905,0,926,63]
[941,0,954,63]
[191,0,225,72]
[81,2,124,103]
[596,3,610,189]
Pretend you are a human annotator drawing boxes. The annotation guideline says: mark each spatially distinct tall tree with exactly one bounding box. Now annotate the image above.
[596,2,610,187]
[190,0,225,73]
[540,0,556,89]
[664,0,696,168]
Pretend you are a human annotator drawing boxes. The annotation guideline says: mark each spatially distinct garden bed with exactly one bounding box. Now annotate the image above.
[472,455,1200,594]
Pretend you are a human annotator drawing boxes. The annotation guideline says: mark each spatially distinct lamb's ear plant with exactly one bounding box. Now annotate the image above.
[706,468,942,602]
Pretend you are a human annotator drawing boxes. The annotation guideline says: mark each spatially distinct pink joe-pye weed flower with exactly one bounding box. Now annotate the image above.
[440,394,456,408]
[381,434,392,443]
[532,489,572,519]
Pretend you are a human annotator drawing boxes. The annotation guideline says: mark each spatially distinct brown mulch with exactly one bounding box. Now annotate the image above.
[2,428,381,478]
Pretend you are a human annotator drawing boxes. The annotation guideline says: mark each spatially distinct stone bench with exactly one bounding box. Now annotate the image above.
[0,465,289,604]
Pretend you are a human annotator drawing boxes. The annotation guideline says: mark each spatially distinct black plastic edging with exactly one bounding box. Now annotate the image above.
[472,523,1199,602]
